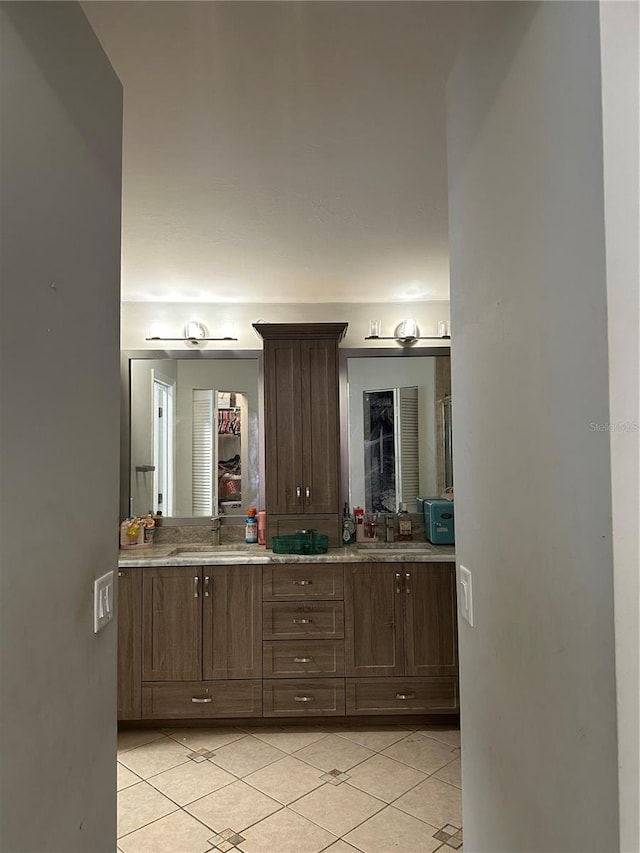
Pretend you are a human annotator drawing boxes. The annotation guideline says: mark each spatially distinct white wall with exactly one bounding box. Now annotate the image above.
[0,3,122,851]
[599,3,640,849]
[447,3,619,851]
[347,356,439,508]
[121,300,451,351]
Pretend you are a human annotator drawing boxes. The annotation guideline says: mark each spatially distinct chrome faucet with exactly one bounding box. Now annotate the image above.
[211,516,221,546]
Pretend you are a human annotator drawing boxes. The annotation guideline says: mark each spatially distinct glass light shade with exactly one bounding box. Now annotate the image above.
[395,319,419,342]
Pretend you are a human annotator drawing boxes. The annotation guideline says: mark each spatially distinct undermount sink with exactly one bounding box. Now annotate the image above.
[169,547,254,558]
[356,546,434,554]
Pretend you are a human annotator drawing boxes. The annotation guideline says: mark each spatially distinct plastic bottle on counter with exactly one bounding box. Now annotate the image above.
[397,503,413,541]
[245,507,258,544]
[143,511,156,545]
[257,511,267,546]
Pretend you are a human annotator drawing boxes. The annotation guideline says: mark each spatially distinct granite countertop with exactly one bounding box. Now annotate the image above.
[118,541,456,567]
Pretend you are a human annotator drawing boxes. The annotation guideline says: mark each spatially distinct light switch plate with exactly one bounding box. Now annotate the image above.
[459,565,474,627]
[93,570,114,633]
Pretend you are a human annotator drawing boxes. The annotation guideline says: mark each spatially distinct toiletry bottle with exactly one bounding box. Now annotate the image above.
[354,507,365,542]
[245,508,258,544]
[144,512,155,545]
[257,511,267,546]
[397,503,413,541]
[119,519,130,548]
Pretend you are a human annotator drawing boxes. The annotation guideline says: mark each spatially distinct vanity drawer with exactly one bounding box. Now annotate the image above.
[263,602,344,640]
[142,680,262,719]
[263,678,345,717]
[262,564,344,601]
[345,678,459,715]
[263,639,345,678]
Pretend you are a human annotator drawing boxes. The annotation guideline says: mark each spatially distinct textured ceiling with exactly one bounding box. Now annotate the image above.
[84,1,476,303]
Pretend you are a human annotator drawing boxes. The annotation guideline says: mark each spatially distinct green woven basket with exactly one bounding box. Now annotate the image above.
[271,532,329,555]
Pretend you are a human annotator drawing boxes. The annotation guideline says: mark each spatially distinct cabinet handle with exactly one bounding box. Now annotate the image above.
[294,695,314,702]
[395,571,401,593]
[294,656,313,663]
[118,571,125,578]
[293,580,311,586]
[204,576,210,597]
[191,696,213,704]
[396,693,415,701]
[405,571,411,593]
[305,487,311,499]
[296,486,302,500]
[293,618,312,624]
[194,576,199,598]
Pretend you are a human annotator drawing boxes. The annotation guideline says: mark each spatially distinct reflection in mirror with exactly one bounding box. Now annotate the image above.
[130,359,259,518]
[363,387,419,512]
[348,356,451,513]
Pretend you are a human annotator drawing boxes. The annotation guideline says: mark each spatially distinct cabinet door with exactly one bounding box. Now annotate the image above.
[404,563,459,677]
[142,567,202,681]
[264,339,304,514]
[344,564,405,677]
[117,568,142,720]
[301,339,340,514]
[202,565,262,680]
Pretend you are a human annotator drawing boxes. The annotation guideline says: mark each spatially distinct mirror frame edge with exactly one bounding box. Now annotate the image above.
[338,345,452,515]
[120,348,264,524]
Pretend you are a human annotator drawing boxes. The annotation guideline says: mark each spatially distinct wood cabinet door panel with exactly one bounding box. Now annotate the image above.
[263,678,345,717]
[263,602,344,640]
[117,568,142,720]
[142,680,262,719]
[264,340,303,514]
[263,639,345,678]
[404,563,459,677]
[262,564,344,601]
[203,565,262,680]
[345,677,459,715]
[142,567,202,681]
[301,339,340,514]
[344,564,404,677]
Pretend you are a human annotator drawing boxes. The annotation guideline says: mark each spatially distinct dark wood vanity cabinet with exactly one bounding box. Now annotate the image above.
[344,562,459,714]
[118,560,459,722]
[254,323,347,545]
[117,568,142,720]
[142,565,262,681]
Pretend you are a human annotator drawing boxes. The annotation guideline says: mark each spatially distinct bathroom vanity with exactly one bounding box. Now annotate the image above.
[117,547,458,724]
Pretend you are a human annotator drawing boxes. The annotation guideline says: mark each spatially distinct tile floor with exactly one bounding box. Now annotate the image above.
[117,722,462,853]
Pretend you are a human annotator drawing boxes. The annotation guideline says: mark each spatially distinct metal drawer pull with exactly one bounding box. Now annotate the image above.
[194,576,199,598]
[293,580,312,586]
[294,695,314,702]
[396,693,416,701]
[296,486,302,499]
[395,571,401,594]
[305,487,311,499]
[294,657,313,663]
[405,572,411,593]
[204,576,210,597]
[293,618,312,624]
[118,571,125,578]
[191,696,213,704]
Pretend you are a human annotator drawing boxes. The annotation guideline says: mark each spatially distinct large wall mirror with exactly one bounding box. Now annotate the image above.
[124,354,260,519]
[346,353,451,513]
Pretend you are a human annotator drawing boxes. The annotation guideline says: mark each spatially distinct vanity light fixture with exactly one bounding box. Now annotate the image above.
[364,319,451,344]
[145,320,238,345]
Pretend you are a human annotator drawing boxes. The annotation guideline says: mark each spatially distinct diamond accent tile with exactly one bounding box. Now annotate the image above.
[434,829,451,842]
[216,843,233,853]
[446,837,463,850]
[188,748,217,762]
